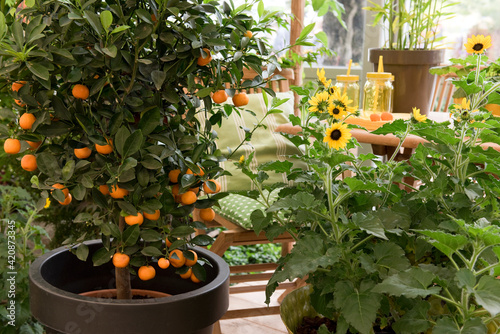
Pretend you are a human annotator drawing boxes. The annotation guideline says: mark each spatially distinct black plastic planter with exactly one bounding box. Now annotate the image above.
[29,240,230,334]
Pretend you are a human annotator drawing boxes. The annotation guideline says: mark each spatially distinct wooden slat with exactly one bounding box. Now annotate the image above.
[230,272,273,284]
[230,263,278,273]
[221,306,281,319]
[229,282,297,294]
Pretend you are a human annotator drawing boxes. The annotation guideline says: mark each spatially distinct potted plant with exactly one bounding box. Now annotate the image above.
[363,0,456,115]
[429,34,500,115]
[236,36,500,333]
[0,0,297,332]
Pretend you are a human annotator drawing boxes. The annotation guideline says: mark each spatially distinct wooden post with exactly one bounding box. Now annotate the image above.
[290,0,305,115]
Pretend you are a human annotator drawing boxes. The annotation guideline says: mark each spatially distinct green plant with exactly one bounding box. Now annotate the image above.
[0,185,48,334]
[0,0,320,300]
[430,35,500,106]
[236,38,500,333]
[364,0,456,50]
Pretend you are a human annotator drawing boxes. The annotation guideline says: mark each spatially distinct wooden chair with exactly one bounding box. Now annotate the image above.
[430,70,459,112]
[194,67,307,334]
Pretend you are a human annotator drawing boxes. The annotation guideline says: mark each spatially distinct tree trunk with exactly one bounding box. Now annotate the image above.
[115,216,132,299]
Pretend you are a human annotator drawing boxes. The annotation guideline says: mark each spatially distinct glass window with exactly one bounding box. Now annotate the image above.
[440,0,500,61]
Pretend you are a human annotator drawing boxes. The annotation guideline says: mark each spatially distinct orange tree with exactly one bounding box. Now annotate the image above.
[0,0,301,299]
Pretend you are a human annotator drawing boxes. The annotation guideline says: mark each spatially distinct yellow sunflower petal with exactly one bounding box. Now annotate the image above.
[464,34,492,54]
[323,123,352,150]
[412,107,427,123]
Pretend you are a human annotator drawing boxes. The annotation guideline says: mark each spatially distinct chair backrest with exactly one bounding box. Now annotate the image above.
[431,72,458,112]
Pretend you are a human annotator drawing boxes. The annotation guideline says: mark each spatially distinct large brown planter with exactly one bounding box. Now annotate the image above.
[29,240,230,334]
[369,49,445,115]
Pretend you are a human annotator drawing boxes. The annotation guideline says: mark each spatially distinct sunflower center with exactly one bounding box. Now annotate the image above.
[332,107,340,115]
[329,87,336,94]
[473,43,484,51]
[330,129,341,140]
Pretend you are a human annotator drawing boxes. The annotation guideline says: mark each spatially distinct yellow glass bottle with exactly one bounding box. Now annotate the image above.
[362,72,393,117]
[335,75,360,109]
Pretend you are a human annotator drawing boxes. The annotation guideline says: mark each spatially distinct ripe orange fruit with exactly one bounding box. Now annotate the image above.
[95,139,113,155]
[197,48,212,66]
[27,141,41,149]
[189,187,200,195]
[179,267,192,279]
[72,84,90,100]
[184,250,198,267]
[244,30,253,38]
[15,99,26,107]
[381,112,394,121]
[109,185,129,199]
[169,249,186,268]
[233,92,249,107]
[212,90,228,104]
[12,81,26,92]
[166,237,173,248]
[199,208,215,222]
[369,113,381,122]
[58,193,72,205]
[168,169,181,183]
[99,184,110,195]
[51,183,69,198]
[138,265,156,281]
[186,168,205,176]
[172,184,182,203]
[124,212,144,226]
[21,154,37,171]
[144,209,160,221]
[112,253,130,268]
[74,147,92,159]
[190,272,201,283]
[158,258,170,269]
[4,138,21,154]
[203,179,221,194]
[19,113,36,130]
[180,191,197,205]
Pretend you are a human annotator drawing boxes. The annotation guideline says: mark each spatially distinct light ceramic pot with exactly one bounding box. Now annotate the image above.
[369,49,445,115]
[280,285,318,334]
[29,240,230,334]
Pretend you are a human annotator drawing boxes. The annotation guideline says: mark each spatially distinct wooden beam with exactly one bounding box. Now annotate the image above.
[290,0,305,88]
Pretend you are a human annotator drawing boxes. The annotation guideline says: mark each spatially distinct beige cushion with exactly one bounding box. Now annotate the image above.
[200,91,305,192]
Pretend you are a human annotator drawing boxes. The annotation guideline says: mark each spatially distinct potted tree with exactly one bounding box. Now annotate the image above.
[0,0,297,332]
[363,0,456,115]
[237,36,500,333]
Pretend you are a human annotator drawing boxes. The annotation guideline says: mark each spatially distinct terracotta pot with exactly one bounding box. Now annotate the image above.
[369,49,445,115]
[29,240,230,334]
[79,288,170,299]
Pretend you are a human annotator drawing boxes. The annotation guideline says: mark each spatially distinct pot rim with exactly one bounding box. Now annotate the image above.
[29,239,230,305]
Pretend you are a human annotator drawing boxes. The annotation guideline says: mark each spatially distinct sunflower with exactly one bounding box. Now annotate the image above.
[464,35,492,54]
[330,91,357,114]
[308,91,331,113]
[316,68,332,87]
[412,107,427,123]
[323,123,351,150]
[328,103,348,119]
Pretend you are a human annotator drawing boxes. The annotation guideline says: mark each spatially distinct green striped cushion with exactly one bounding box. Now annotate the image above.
[204,91,305,192]
[214,189,282,229]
